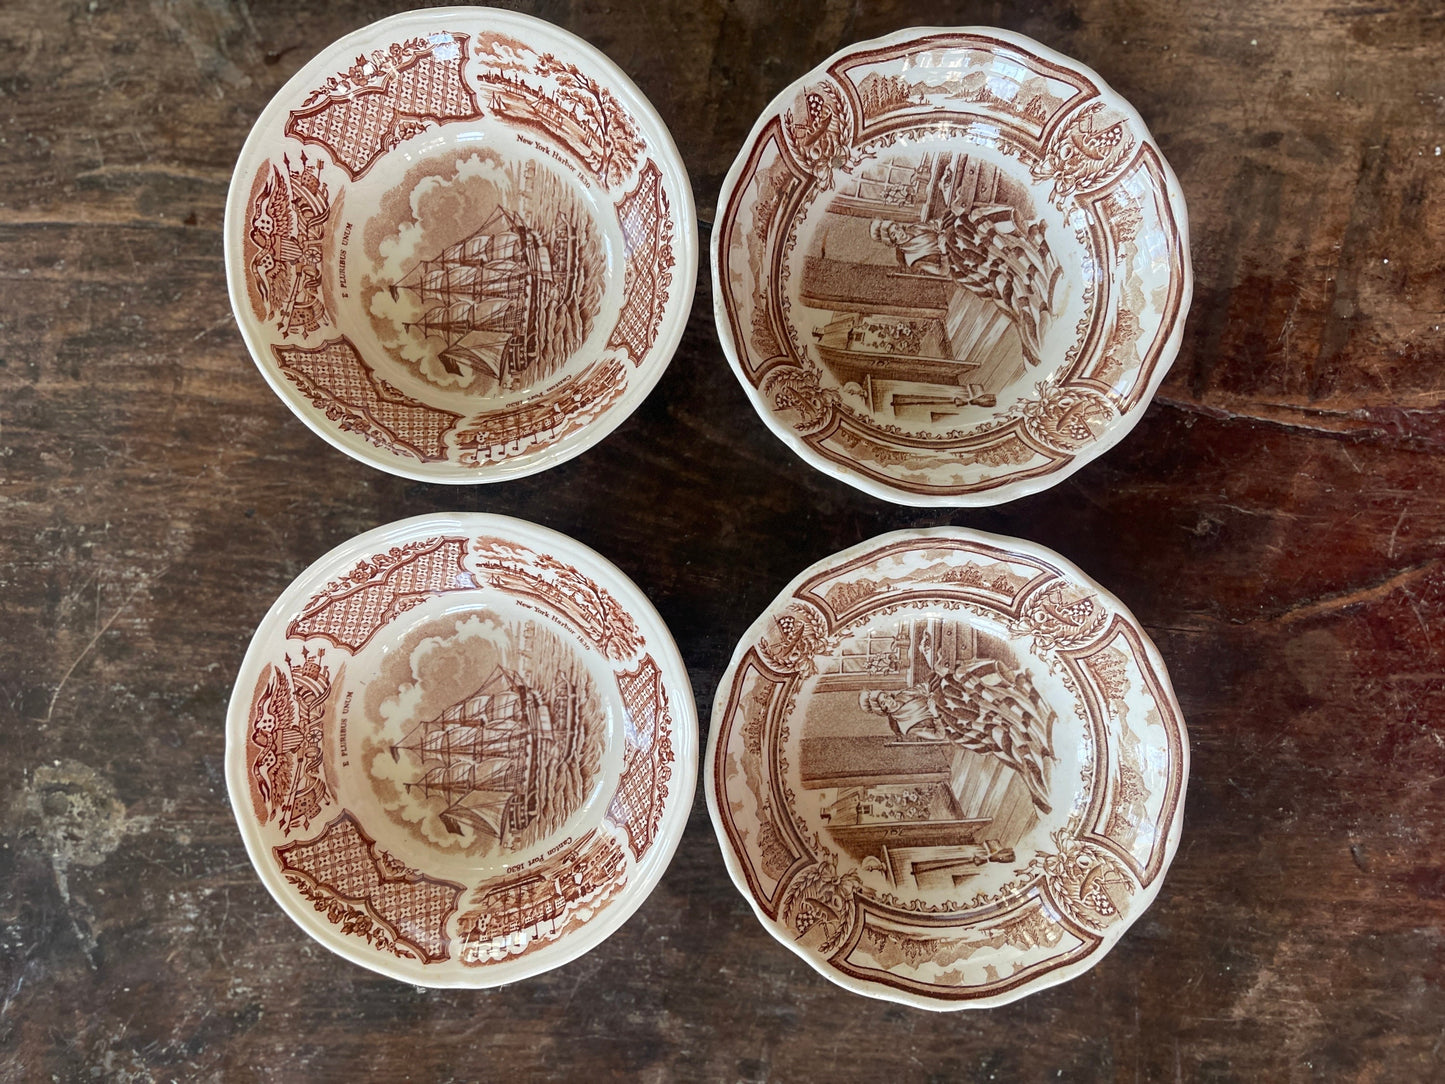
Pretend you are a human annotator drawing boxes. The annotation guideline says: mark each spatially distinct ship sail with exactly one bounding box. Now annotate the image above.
[388,201,571,388]
[439,787,512,838]
[439,330,512,378]
[390,665,556,844]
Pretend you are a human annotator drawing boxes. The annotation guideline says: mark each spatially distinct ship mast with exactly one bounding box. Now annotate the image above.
[389,203,563,387]
[389,664,555,844]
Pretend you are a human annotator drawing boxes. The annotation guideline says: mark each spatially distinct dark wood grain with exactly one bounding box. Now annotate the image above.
[3,1,1443,1079]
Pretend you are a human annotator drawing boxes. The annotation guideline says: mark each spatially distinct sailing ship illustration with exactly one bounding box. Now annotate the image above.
[389,664,580,845]
[388,200,584,390]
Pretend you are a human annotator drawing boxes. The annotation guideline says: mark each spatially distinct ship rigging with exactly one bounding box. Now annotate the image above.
[389,665,579,845]
[389,202,583,390]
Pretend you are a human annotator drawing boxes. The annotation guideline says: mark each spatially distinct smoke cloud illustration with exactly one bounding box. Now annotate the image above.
[357,610,607,857]
[363,151,511,383]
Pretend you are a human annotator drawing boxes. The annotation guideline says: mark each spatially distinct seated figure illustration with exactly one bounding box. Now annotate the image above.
[797,618,1061,895]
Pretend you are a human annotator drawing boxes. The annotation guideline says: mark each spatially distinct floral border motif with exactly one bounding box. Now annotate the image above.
[1033,101,1138,209]
[756,603,830,676]
[1034,830,1134,931]
[276,811,467,963]
[781,852,862,954]
[761,365,841,437]
[286,536,475,652]
[1013,580,1111,654]
[286,32,482,181]
[1016,382,1118,452]
[780,79,850,187]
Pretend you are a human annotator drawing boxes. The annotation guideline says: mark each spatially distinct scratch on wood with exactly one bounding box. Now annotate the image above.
[41,578,153,725]
[1268,560,1438,626]
[1386,507,1407,558]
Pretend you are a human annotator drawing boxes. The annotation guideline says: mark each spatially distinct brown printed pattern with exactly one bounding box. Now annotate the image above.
[473,34,644,187]
[781,80,850,186]
[453,359,628,466]
[1013,580,1110,653]
[244,153,334,339]
[286,536,475,652]
[380,611,607,860]
[1069,621,1187,885]
[247,648,334,835]
[757,604,829,676]
[713,533,1186,1003]
[605,655,675,860]
[607,160,676,366]
[457,829,627,965]
[713,660,804,908]
[837,898,1095,1001]
[1016,384,1117,452]
[276,811,466,963]
[273,339,462,463]
[249,518,688,977]
[836,33,1090,137]
[286,33,481,181]
[1032,102,1137,209]
[716,30,1188,501]
[244,26,691,478]
[855,902,1066,975]
[470,537,643,660]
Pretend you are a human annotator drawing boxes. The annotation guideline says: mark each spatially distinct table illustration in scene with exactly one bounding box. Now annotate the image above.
[708,529,1186,1008]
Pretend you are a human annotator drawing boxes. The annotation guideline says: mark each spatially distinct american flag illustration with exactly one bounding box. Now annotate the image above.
[935,203,1063,368]
[926,658,1058,814]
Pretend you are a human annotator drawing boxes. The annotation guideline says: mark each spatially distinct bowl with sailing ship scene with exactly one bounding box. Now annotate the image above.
[706,527,1188,1008]
[224,7,696,483]
[226,513,696,986]
[712,27,1191,505]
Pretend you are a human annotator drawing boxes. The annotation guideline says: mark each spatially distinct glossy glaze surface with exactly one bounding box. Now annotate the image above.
[226,8,696,483]
[227,513,696,986]
[714,28,1191,504]
[7,0,1445,1076]
[708,528,1187,1007]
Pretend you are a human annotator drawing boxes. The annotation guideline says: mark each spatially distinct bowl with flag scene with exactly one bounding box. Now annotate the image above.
[706,527,1188,1008]
[227,513,695,986]
[225,7,696,482]
[712,27,1191,505]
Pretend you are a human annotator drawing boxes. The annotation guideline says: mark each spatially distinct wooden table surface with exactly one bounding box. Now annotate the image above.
[3,1,1443,1079]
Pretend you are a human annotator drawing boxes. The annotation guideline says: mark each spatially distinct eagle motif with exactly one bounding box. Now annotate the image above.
[246,154,333,338]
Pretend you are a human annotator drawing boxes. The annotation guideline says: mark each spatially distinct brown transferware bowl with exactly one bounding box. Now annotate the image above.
[713,27,1191,505]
